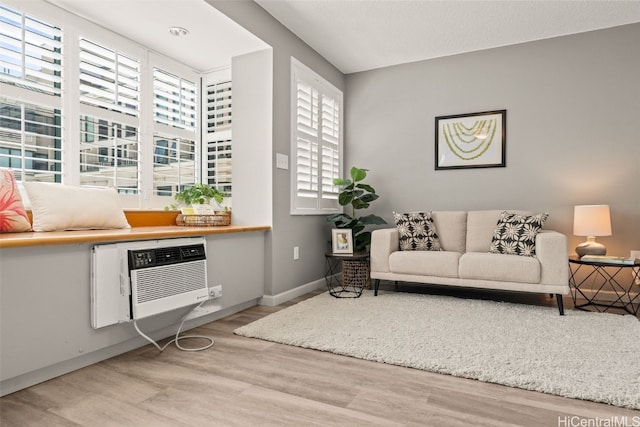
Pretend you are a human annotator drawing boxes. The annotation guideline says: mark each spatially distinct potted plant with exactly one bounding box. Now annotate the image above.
[172,184,225,214]
[326,167,387,253]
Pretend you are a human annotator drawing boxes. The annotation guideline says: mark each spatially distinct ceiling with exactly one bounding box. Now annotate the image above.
[256,0,640,74]
[44,0,640,74]
[45,0,269,72]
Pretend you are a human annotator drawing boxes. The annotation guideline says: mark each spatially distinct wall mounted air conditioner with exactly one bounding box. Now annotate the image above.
[91,237,209,329]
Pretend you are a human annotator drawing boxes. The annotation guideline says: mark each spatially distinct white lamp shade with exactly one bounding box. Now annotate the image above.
[573,205,612,236]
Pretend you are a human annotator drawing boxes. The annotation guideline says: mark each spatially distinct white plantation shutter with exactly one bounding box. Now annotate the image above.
[0,5,62,96]
[79,38,140,116]
[151,66,199,199]
[291,58,343,215]
[206,80,232,132]
[153,68,197,131]
[295,79,319,202]
[320,95,340,206]
[204,77,232,196]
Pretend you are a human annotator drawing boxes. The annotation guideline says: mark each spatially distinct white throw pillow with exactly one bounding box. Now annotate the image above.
[24,183,130,231]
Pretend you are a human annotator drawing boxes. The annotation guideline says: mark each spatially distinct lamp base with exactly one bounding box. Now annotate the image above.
[576,236,607,257]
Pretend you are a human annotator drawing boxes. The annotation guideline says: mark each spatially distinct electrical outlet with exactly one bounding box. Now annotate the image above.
[276,153,288,170]
[208,285,223,299]
[293,246,299,260]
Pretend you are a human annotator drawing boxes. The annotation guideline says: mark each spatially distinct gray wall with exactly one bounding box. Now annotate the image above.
[208,0,346,297]
[209,0,638,297]
[0,232,266,394]
[345,24,640,257]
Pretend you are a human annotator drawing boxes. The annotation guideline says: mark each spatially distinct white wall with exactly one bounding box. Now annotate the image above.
[345,24,640,257]
[232,48,273,226]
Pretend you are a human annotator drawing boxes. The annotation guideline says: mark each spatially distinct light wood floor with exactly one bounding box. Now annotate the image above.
[1,285,638,426]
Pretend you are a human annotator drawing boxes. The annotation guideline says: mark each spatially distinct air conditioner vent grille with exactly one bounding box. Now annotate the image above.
[155,247,182,264]
[133,260,207,304]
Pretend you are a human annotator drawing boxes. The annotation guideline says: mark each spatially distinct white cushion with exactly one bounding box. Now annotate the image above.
[459,252,540,284]
[431,211,467,253]
[389,251,461,278]
[24,183,130,232]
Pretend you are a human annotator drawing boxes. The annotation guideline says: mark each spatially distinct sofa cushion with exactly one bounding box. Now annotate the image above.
[0,168,31,232]
[489,211,549,257]
[466,210,531,252]
[431,211,467,253]
[393,211,442,251]
[390,250,461,278]
[459,252,541,284]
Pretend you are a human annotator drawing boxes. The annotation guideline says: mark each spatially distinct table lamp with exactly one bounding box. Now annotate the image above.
[573,205,611,256]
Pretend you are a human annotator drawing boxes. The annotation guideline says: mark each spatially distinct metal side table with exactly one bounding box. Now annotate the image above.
[324,251,369,298]
[569,256,640,316]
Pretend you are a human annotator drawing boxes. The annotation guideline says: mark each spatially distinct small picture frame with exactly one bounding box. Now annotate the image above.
[332,229,353,254]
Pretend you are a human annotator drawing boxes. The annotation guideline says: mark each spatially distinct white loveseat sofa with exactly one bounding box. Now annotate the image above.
[370,210,569,315]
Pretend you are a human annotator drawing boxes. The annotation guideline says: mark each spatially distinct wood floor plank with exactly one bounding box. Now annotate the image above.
[49,394,190,427]
[0,396,81,427]
[1,289,638,426]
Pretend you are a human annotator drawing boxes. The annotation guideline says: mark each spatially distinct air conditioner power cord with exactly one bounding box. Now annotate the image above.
[133,301,214,352]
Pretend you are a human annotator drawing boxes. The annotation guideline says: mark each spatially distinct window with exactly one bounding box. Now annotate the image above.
[152,134,196,197]
[203,70,232,196]
[0,5,62,184]
[78,37,141,193]
[0,98,62,182]
[0,5,62,96]
[152,67,199,197]
[79,115,138,191]
[290,57,342,215]
[0,4,209,208]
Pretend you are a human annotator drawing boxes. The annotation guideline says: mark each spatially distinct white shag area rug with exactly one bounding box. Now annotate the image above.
[235,291,640,410]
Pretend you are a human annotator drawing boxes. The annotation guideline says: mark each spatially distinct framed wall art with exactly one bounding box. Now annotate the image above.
[332,229,353,254]
[435,110,506,170]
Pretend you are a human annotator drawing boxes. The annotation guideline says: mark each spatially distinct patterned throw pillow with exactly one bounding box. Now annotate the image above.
[489,211,549,257]
[0,168,32,233]
[393,211,442,251]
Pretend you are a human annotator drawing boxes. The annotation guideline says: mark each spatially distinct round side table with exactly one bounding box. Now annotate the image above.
[324,251,369,298]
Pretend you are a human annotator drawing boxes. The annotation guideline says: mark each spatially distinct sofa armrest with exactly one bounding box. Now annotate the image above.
[370,228,399,273]
[536,230,569,288]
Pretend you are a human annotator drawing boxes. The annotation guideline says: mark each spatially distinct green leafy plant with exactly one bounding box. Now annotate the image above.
[166,184,225,210]
[326,167,387,252]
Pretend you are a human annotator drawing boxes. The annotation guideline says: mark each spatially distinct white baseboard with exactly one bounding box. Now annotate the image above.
[259,277,329,306]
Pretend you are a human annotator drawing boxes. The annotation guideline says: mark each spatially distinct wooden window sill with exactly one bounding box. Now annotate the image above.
[0,211,270,248]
